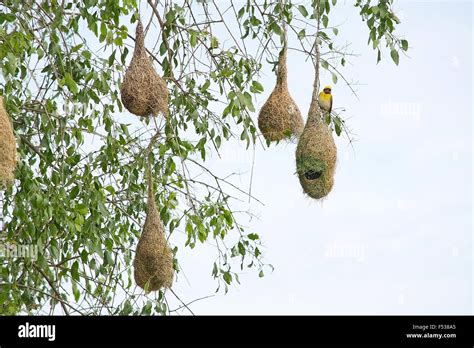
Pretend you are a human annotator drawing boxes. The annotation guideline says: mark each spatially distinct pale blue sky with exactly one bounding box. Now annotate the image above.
[168,1,473,314]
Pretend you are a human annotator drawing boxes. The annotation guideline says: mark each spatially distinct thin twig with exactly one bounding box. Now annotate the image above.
[169,288,195,315]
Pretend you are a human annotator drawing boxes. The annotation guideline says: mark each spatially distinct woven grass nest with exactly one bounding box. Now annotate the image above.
[296,109,337,199]
[258,46,304,142]
[121,20,168,117]
[133,173,174,292]
[0,96,17,188]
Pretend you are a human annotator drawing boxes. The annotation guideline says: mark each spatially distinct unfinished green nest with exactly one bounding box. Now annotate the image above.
[0,96,17,188]
[258,48,304,142]
[120,20,168,117]
[296,112,337,199]
[133,180,174,292]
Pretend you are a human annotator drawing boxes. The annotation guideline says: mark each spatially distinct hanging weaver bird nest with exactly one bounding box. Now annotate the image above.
[296,109,337,200]
[133,173,174,292]
[0,96,17,188]
[120,20,168,117]
[258,45,304,142]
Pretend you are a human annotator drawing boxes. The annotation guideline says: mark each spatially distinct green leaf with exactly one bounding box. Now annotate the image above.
[322,15,329,28]
[82,50,92,60]
[71,44,83,53]
[325,113,331,125]
[190,31,197,47]
[201,79,211,91]
[298,5,308,17]
[71,261,80,281]
[210,36,219,49]
[237,7,245,19]
[332,27,338,35]
[390,49,399,65]
[298,29,306,40]
[100,22,107,42]
[108,50,116,66]
[331,72,338,84]
[80,250,88,264]
[243,92,255,112]
[120,47,129,65]
[334,118,342,136]
[367,16,375,29]
[72,282,80,302]
[251,80,264,93]
[0,13,16,23]
[401,39,408,51]
[64,73,79,95]
[223,272,232,285]
[223,210,233,226]
[238,242,245,256]
[76,203,89,216]
[105,250,114,266]
[255,247,261,257]
[70,186,80,199]
[122,300,133,315]
[5,53,17,75]
[271,22,282,36]
[247,233,259,240]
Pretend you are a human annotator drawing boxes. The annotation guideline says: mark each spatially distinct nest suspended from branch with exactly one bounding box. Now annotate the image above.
[133,167,174,292]
[258,35,304,142]
[120,20,168,117]
[0,96,17,188]
[296,112,337,199]
[295,6,337,200]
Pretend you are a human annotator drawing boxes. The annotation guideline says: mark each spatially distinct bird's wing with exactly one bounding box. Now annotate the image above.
[329,95,333,114]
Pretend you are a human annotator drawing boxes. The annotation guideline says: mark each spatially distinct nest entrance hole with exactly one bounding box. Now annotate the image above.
[304,170,322,180]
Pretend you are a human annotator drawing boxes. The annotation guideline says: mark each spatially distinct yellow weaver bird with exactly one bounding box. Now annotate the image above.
[319,85,333,114]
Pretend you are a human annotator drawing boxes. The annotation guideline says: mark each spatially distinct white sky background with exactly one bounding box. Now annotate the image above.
[163,0,473,315]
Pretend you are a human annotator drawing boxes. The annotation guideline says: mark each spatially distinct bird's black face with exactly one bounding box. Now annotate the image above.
[323,88,331,94]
